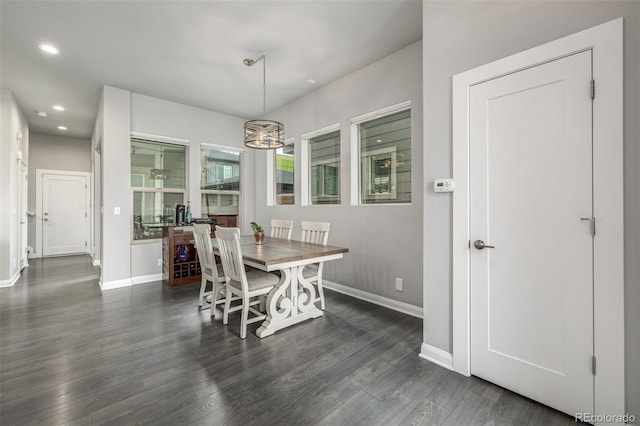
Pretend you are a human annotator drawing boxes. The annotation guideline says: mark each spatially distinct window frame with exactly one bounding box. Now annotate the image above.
[301,123,341,206]
[268,138,296,206]
[350,101,412,206]
[199,143,243,219]
[130,134,189,244]
[361,146,397,200]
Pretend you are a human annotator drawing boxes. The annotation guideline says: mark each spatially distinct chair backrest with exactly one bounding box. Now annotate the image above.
[300,221,330,245]
[215,226,247,289]
[270,219,293,239]
[192,223,216,271]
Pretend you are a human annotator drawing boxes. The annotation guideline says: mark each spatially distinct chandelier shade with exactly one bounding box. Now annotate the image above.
[243,54,285,149]
[244,119,285,149]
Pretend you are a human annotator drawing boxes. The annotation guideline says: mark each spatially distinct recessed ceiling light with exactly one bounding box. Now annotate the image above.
[53,105,65,111]
[37,111,48,117]
[38,43,60,55]
[57,125,67,130]
[306,79,317,85]
[376,139,382,143]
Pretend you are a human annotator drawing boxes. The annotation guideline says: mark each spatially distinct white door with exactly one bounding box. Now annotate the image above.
[42,173,89,256]
[469,50,593,416]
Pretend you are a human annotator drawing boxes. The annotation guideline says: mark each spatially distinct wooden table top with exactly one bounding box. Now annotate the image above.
[213,235,348,269]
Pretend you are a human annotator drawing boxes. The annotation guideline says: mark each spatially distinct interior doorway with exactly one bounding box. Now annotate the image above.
[35,169,90,257]
[468,50,593,415]
[452,18,624,417]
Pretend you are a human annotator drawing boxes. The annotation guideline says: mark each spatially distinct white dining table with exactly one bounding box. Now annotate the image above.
[212,235,348,338]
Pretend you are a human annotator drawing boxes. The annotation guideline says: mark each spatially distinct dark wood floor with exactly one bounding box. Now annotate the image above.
[0,255,580,425]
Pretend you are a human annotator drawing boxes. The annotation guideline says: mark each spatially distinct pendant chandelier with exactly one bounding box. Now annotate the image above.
[243,54,285,149]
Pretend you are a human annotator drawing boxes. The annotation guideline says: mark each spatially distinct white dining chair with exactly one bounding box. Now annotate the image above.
[270,219,293,240]
[300,221,330,310]
[215,226,280,339]
[192,223,229,316]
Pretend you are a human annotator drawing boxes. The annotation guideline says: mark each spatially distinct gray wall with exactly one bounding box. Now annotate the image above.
[254,41,423,307]
[0,89,29,283]
[129,93,251,279]
[421,1,639,419]
[95,88,251,285]
[100,86,132,285]
[27,132,91,253]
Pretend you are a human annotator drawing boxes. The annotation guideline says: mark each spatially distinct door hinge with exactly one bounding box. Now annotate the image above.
[581,217,596,237]
[590,79,595,100]
[592,356,597,375]
[85,212,87,218]
[85,241,87,247]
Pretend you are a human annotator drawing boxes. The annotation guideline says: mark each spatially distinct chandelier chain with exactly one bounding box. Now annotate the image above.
[262,55,266,116]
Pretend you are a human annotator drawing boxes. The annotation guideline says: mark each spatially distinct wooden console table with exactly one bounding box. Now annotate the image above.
[162,215,238,286]
[162,225,213,286]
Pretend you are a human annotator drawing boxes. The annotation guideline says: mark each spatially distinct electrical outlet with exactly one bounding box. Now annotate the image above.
[395,277,403,292]
[157,258,163,266]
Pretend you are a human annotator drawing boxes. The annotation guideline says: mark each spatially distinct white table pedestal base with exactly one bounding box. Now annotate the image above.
[256,265,323,338]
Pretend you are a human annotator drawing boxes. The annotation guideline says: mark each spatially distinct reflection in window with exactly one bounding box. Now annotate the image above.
[310,130,340,205]
[131,139,186,241]
[200,146,241,216]
[275,144,294,205]
[359,109,411,204]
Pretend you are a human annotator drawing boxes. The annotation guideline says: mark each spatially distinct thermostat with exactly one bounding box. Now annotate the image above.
[434,178,454,193]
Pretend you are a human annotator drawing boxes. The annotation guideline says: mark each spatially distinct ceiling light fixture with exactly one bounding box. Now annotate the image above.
[38,43,60,55]
[37,110,48,117]
[57,125,67,130]
[243,54,284,150]
[53,105,65,111]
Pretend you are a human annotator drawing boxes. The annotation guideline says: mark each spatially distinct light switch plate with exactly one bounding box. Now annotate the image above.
[434,178,454,193]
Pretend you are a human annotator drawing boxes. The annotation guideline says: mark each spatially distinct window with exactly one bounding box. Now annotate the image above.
[200,146,241,217]
[131,138,186,241]
[275,144,294,205]
[309,130,340,205]
[356,108,411,204]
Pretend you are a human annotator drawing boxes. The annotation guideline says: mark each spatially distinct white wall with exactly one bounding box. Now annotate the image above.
[254,41,423,309]
[95,88,250,286]
[27,132,91,254]
[0,89,29,286]
[129,94,250,280]
[99,86,132,287]
[421,1,639,420]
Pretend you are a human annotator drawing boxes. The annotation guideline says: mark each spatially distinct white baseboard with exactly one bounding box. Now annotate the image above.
[0,271,20,288]
[100,277,132,290]
[100,274,162,290]
[323,280,423,318]
[131,273,162,285]
[419,343,453,370]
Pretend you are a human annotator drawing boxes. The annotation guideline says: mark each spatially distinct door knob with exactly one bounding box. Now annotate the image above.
[474,240,495,250]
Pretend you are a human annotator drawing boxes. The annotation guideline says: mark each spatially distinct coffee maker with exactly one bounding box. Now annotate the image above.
[175,204,185,225]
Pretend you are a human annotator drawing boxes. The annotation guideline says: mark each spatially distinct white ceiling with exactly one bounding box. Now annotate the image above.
[0,0,422,139]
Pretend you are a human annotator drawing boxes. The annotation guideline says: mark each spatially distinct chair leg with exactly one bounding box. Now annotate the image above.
[198,276,207,308]
[223,286,232,325]
[316,279,325,310]
[258,295,266,312]
[316,264,326,310]
[240,295,249,339]
[210,281,219,318]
